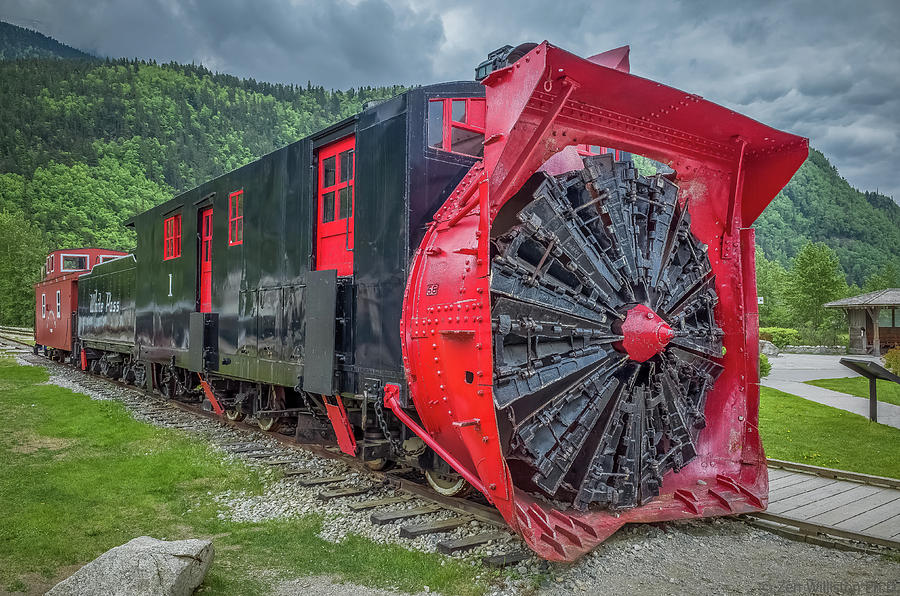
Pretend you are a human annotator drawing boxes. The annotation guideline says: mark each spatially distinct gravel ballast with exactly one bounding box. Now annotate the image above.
[18,353,900,595]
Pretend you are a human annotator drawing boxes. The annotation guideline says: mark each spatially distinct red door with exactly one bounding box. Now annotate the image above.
[315,135,355,276]
[199,208,213,313]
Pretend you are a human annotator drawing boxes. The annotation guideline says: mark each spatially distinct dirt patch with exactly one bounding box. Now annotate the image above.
[9,433,74,455]
[2,564,82,596]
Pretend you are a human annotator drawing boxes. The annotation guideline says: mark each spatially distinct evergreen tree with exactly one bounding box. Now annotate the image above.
[786,242,850,344]
[0,211,46,326]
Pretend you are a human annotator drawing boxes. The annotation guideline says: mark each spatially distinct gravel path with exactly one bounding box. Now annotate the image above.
[19,354,900,595]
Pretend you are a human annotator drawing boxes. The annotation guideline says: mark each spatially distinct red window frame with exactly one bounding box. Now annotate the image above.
[163,213,182,260]
[228,189,244,246]
[576,144,621,159]
[428,98,486,157]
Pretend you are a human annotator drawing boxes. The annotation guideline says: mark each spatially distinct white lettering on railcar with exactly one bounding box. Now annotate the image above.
[88,290,121,313]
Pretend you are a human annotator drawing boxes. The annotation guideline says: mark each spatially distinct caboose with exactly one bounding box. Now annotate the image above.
[34,248,127,359]
[48,42,809,561]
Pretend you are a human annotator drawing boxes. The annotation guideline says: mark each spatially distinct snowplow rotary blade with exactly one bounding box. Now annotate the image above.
[398,41,808,561]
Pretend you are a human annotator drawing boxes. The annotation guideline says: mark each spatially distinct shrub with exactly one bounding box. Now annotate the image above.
[885,347,900,376]
[759,327,801,348]
[759,354,771,378]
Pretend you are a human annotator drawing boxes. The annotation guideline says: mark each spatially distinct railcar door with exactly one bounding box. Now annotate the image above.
[315,135,355,276]
[199,207,213,313]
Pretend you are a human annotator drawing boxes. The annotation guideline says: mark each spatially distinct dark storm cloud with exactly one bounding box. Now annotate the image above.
[3,0,898,202]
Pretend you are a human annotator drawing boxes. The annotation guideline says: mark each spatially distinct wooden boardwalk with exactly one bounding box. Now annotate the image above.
[759,465,900,548]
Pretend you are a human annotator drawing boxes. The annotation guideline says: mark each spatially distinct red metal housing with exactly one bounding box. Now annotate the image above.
[399,42,807,561]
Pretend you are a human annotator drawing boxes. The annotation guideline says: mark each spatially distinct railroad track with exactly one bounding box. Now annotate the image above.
[745,460,900,554]
[0,326,33,346]
[2,337,528,565]
[3,334,898,561]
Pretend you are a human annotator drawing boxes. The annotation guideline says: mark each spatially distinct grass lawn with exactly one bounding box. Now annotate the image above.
[759,386,900,479]
[805,376,900,407]
[0,357,488,595]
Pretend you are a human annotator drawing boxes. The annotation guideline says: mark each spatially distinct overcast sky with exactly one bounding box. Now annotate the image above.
[4,0,899,202]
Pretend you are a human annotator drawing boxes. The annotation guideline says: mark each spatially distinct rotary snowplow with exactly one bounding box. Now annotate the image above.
[395,41,808,561]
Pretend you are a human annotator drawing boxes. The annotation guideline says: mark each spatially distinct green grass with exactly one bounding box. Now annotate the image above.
[0,358,487,595]
[760,386,900,479]
[805,376,900,407]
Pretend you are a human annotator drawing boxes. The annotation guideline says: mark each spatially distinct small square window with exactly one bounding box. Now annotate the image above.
[427,100,444,149]
[450,127,484,157]
[323,191,335,223]
[339,186,353,219]
[339,150,354,182]
[452,99,466,123]
[61,255,88,271]
[323,156,336,187]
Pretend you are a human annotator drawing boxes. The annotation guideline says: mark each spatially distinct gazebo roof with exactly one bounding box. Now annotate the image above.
[824,289,900,309]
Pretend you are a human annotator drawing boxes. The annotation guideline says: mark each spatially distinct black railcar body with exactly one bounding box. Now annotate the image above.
[77,81,485,464]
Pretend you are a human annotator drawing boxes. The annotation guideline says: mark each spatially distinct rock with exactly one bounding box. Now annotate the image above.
[47,536,214,596]
[759,340,779,356]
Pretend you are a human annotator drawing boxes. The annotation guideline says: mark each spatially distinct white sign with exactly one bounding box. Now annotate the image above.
[757,296,765,305]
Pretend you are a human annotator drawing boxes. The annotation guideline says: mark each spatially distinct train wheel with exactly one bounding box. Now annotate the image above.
[225,408,245,422]
[257,416,281,432]
[158,365,177,398]
[365,458,391,471]
[425,469,471,497]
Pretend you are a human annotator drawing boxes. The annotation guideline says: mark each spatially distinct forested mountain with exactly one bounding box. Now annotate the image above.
[0,21,93,60]
[0,22,403,324]
[755,149,900,285]
[0,21,896,326]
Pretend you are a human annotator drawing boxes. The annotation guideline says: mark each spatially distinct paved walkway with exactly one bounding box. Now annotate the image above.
[761,353,900,429]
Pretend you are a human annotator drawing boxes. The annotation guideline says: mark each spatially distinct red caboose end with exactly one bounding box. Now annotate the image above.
[34,248,126,359]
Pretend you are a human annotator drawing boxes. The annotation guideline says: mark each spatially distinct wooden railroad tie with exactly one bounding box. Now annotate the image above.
[282,468,313,476]
[370,505,442,525]
[317,486,373,501]
[266,459,303,466]
[399,516,473,538]
[437,532,508,555]
[296,475,348,487]
[244,451,284,459]
[227,445,271,454]
[348,495,413,511]
[482,551,529,568]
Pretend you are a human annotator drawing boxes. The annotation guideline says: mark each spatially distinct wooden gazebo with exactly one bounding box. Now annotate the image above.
[825,289,900,356]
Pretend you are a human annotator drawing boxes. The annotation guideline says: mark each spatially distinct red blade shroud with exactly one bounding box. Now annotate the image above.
[397,41,808,561]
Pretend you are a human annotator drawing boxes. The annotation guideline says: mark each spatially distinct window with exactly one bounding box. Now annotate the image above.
[99,255,120,264]
[576,145,624,159]
[428,98,486,157]
[879,308,892,327]
[47,255,54,273]
[229,190,244,246]
[320,148,354,224]
[61,254,88,271]
[41,294,46,319]
[56,290,61,317]
[163,214,182,260]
